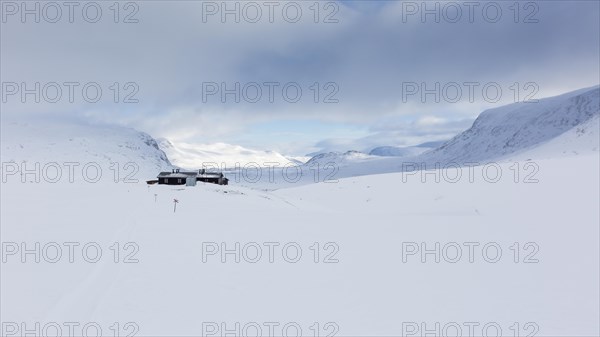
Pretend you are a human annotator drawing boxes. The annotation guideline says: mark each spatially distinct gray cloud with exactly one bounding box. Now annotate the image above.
[1,0,598,155]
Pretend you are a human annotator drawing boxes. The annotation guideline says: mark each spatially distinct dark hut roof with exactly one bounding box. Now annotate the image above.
[157,171,225,178]
[157,171,198,178]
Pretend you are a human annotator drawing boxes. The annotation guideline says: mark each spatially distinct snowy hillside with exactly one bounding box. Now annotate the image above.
[369,145,429,157]
[158,138,305,169]
[0,120,172,181]
[510,115,599,160]
[305,150,374,166]
[420,86,600,163]
[369,141,445,157]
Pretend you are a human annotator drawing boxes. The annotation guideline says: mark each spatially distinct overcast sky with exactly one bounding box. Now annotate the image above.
[2,0,599,155]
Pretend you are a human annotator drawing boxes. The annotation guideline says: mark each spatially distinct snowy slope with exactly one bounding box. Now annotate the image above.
[158,138,304,169]
[369,145,429,157]
[510,114,599,160]
[1,155,598,336]
[305,150,375,166]
[420,86,600,164]
[368,141,445,157]
[0,120,172,181]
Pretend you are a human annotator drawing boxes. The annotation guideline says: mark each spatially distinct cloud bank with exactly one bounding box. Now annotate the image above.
[1,0,599,155]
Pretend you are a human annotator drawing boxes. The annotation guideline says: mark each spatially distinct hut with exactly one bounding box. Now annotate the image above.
[157,169,197,185]
[156,169,229,186]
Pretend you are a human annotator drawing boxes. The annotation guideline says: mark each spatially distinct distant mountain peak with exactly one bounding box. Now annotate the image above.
[157,139,305,168]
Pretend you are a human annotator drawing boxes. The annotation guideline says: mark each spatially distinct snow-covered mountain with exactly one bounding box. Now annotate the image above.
[270,85,599,185]
[369,141,445,157]
[157,138,305,169]
[0,120,172,181]
[420,86,600,163]
[300,86,599,182]
[369,146,428,157]
[305,150,375,166]
[2,86,597,187]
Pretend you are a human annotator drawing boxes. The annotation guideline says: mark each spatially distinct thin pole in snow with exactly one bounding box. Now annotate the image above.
[173,198,179,213]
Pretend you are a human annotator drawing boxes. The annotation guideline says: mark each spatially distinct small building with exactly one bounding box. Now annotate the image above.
[197,169,229,185]
[156,169,228,186]
[157,169,197,185]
